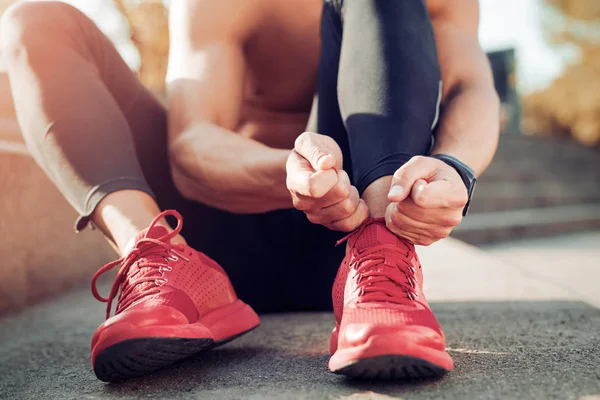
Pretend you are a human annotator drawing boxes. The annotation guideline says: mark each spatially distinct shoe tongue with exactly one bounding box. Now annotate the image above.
[354,221,403,251]
[135,225,170,244]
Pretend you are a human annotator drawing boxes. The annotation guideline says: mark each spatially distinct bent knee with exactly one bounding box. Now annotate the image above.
[1,1,83,56]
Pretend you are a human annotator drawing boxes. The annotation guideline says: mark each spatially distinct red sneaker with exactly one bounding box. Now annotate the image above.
[329,218,453,379]
[90,210,259,382]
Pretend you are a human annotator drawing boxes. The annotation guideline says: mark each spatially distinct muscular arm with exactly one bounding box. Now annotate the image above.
[428,0,500,175]
[166,0,292,213]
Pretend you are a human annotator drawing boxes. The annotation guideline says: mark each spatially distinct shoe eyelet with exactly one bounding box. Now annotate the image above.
[155,278,168,286]
[158,266,173,274]
[167,254,179,262]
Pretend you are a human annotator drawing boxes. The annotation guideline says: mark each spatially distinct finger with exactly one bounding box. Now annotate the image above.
[294,132,343,171]
[321,185,360,220]
[411,179,469,209]
[410,179,429,207]
[384,203,418,243]
[287,151,338,198]
[388,156,437,203]
[396,198,463,227]
[385,203,451,245]
[286,150,315,192]
[391,207,453,239]
[317,170,352,207]
[387,203,424,235]
[304,170,338,198]
[328,199,369,232]
[291,192,316,211]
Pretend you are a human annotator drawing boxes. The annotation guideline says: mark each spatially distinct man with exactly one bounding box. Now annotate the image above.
[1,0,498,382]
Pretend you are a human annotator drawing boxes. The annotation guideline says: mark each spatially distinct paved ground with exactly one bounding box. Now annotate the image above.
[2,235,600,400]
[484,232,600,308]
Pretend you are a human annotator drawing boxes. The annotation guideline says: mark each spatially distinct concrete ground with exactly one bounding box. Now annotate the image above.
[1,234,600,400]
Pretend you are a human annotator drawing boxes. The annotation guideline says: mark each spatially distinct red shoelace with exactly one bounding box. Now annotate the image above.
[90,210,189,319]
[337,219,419,306]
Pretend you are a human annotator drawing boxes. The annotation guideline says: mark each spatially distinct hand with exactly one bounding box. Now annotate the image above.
[286,132,369,231]
[385,155,469,246]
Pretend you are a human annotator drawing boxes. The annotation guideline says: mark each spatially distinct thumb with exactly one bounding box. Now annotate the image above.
[388,156,436,202]
[294,132,342,171]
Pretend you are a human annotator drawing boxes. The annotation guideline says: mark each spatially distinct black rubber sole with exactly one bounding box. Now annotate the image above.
[331,355,449,380]
[94,337,213,382]
[93,326,258,383]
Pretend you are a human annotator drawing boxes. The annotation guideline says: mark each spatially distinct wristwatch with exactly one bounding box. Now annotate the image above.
[430,154,477,216]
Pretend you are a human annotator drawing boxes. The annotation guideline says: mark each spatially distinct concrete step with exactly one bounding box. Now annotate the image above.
[470,134,600,214]
[453,203,600,245]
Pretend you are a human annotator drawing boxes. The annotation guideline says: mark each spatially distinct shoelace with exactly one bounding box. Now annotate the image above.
[337,218,418,306]
[90,210,189,319]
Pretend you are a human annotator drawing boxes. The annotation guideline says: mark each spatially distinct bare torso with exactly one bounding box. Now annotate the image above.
[234,0,321,149]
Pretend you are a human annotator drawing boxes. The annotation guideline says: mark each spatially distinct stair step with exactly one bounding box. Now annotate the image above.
[453,203,600,244]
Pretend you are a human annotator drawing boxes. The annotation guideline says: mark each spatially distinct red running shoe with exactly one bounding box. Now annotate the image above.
[90,210,259,382]
[329,218,453,379]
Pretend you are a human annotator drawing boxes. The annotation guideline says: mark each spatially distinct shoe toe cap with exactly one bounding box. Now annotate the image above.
[340,322,446,350]
[91,304,196,350]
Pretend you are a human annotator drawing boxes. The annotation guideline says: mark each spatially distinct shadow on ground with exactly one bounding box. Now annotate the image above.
[1,287,599,400]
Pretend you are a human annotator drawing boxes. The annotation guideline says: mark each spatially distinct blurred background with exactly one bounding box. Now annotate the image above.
[0,0,598,313]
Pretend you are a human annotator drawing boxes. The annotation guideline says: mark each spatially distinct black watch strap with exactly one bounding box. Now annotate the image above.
[429,154,477,216]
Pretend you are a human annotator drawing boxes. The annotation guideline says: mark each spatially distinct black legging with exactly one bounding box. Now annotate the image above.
[2,0,440,312]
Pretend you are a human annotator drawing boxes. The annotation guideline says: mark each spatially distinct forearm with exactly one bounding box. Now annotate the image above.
[169,121,292,213]
[431,84,500,176]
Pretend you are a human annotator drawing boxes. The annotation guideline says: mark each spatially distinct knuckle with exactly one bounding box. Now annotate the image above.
[336,182,351,199]
[386,219,403,236]
[422,238,435,246]
[457,191,469,205]
[390,209,404,226]
[337,219,356,232]
[307,184,324,199]
[306,212,322,225]
[286,174,301,191]
[444,214,462,227]
[414,235,433,246]
[293,197,311,211]
[294,132,312,148]
[306,176,325,198]
[394,200,407,213]
[433,227,451,239]
[340,198,357,215]
[385,217,396,231]
[413,192,428,207]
